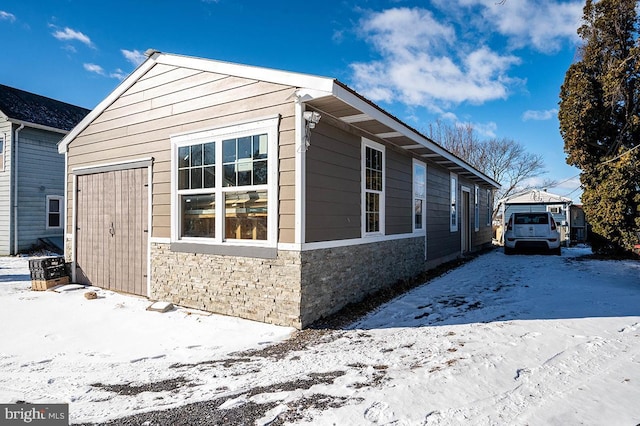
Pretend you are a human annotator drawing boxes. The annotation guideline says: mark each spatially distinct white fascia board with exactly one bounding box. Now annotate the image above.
[331,84,500,189]
[58,57,159,153]
[155,53,336,93]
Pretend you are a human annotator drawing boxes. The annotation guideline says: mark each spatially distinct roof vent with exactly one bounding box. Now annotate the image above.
[144,49,160,58]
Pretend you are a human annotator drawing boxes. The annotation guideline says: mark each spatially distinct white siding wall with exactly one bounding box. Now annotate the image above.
[0,121,12,254]
[16,127,66,252]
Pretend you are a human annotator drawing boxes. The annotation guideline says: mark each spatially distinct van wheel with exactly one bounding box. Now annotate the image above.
[554,247,561,256]
[504,246,514,255]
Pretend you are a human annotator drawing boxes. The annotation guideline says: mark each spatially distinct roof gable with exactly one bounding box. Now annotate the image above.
[58,50,499,188]
[0,84,90,131]
[501,189,572,205]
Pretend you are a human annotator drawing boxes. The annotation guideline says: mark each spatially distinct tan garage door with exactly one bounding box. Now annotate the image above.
[76,167,148,296]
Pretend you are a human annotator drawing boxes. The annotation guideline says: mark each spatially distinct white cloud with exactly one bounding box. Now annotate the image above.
[121,49,146,67]
[350,7,521,110]
[523,109,558,121]
[471,121,498,138]
[85,63,127,80]
[0,11,16,22]
[434,0,583,53]
[84,63,105,75]
[52,26,94,48]
[109,68,127,80]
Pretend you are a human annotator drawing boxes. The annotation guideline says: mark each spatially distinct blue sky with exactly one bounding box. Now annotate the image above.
[1,0,585,201]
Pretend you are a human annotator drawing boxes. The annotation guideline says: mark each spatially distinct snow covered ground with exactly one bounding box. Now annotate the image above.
[1,247,639,425]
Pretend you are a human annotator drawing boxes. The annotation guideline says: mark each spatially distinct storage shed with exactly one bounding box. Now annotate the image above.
[59,51,499,328]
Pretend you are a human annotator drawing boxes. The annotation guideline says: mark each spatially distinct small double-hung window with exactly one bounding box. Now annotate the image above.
[172,117,278,247]
[46,196,63,229]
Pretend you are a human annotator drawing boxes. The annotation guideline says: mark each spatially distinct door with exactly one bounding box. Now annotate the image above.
[75,167,148,296]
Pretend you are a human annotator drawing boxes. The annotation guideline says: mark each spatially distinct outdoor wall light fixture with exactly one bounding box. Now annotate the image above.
[303,111,321,128]
[302,110,321,151]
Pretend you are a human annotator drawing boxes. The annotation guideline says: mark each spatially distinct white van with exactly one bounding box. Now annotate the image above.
[504,212,561,255]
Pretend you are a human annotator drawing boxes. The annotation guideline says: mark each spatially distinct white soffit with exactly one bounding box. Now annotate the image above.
[376,131,404,138]
[330,83,499,188]
[340,113,372,123]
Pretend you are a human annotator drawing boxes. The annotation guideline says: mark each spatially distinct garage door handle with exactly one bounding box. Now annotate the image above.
[109,222,115,237]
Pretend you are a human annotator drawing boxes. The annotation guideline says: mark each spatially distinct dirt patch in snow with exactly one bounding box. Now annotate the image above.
[81,371,350,426]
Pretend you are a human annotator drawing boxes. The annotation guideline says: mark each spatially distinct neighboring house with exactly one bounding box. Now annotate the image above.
[0,84,89,255]
[498,189,573,247]
[58,51,499,328]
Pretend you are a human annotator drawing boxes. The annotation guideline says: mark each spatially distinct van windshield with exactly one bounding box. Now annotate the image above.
[514,213,549,225]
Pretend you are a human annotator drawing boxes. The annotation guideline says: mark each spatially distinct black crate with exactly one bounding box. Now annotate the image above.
[30,264,68,280]
[29,256,65,271]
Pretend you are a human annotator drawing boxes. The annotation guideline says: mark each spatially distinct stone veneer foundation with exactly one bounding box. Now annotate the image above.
[150,243,303,327]
[149,237,426,329]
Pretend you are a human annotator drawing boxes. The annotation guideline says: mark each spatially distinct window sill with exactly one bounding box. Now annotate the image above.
[170,241,277,259]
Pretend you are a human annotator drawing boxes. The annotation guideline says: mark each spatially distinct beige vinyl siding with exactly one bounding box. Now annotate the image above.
[385,148,412,235]
[305,121,361,243]
[66,64,297,242]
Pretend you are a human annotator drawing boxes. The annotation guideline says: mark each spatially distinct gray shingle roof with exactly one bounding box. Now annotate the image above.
[0,84,90,132]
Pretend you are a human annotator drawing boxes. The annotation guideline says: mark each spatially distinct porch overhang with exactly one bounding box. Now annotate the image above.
[304,81,500,189]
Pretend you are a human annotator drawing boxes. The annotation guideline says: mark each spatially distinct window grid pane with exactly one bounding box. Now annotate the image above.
[365,147,383,191]
[222,134,268,187]
[178,142,216,190]
[48,214,60,228]
[182,194,215,238]
[415,199,423,229]
[366,192,380,233]
[225,190,268,240]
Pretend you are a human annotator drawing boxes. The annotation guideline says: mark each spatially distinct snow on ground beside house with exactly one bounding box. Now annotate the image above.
[0,247,639,425]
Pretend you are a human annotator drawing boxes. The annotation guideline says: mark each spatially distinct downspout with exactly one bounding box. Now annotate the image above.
[13,123,24,255]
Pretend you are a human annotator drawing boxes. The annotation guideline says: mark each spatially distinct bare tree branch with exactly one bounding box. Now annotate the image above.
[426,121,549,219]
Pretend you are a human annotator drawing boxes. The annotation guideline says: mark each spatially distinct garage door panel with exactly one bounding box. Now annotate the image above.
[76,167,148,296]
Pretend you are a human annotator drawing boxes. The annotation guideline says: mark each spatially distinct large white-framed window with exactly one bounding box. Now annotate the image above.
[362,138,385,236]
[413,159,426,233]
[170,117,279,247]
[46,195,63,229]
[486,189,492,226]
[474,185,480,231]
[450,173,458,232]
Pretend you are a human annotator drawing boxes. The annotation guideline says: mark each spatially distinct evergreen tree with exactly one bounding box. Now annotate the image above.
[558,0,640,254]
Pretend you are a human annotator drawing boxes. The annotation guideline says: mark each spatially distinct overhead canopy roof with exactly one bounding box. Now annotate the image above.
[58,51,499,189]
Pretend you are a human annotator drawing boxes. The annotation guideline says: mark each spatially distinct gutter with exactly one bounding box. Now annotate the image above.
[13,123,24,255]
[7,118,69,135]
